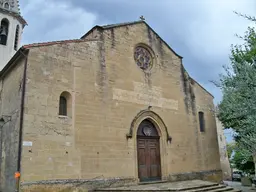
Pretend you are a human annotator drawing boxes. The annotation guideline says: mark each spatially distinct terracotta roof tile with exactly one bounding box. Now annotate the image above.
[23,39,97,49]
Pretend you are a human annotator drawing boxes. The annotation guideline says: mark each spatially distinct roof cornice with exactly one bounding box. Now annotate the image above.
[0,7,27,26]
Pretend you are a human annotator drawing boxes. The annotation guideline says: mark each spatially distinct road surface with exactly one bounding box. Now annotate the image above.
[224,181,256,192]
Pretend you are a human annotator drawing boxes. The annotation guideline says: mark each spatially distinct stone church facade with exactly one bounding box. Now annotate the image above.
[0,20,222,191]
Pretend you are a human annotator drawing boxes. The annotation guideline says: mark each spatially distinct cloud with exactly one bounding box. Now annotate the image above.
[19,0,255,104]
[185,0,254,60]
[19,0,97,45]
[180,0,255,102]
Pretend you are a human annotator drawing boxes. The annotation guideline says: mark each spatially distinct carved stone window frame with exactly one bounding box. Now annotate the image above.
[134,43,155,72]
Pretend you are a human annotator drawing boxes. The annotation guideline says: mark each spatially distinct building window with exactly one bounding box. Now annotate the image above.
[59,96,67,116]
[134,45,153,70]
[0,18,9,45]
[4,2,9,9]
[58,91,72,117]
[198,111,205,132]
[14,25,19,50]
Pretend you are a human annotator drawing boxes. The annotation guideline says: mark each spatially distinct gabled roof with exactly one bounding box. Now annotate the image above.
[0,39,98,79]
[84,20,213,97]
[0,20,214,98]
[101,20,144,29]
[81,20,183,59]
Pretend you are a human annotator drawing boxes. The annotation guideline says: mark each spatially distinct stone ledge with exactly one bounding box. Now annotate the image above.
[168,169,223,183]
[20,177,137,192]
[20,170,223,192]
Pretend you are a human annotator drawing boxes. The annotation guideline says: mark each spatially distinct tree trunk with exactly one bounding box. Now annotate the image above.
[253,154,256,178]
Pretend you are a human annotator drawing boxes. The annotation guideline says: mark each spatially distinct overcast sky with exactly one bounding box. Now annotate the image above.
[19,0,256,142]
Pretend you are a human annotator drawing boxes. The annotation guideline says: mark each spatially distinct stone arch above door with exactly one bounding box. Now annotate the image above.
[126,109,172,143]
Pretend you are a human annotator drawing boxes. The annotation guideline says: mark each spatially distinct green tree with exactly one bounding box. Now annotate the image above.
[232,149,255,174]
[216,12,256,175]
[227,142,236,159]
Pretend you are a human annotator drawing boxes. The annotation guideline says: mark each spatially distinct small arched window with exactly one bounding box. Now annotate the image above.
[198,111,205,132]
[59,96,67,116]
[4,2,9,9]
[58,91,72,117]
[0,18,9,45]
[14,25,20,50]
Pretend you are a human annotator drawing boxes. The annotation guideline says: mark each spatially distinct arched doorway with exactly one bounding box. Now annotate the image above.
[137,119,161,182]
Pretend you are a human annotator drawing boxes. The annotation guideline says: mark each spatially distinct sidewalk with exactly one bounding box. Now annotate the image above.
[224,181,256,192]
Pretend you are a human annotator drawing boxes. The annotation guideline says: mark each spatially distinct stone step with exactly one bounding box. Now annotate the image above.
[96,183,220,191]
[169,183,219,191]
[139,180,169,185]
[187,185,226,192]
[95,185,226,192]
[204,186,235,192]
[95,188,240,192]
[95,181,240,192]
[211,189,241,192]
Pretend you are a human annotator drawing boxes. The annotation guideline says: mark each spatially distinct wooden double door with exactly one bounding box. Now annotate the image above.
[137,137,161,182]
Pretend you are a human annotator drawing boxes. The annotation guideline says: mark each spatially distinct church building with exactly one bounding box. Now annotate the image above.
[0,1,223,192]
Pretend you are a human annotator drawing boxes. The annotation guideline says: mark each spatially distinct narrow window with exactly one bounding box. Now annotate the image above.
[198,111,205,132]
[14,25,19,50]
[59,91,71,117]
[0,18,9,45]
[4,2,9,9]
[59,96,67,116]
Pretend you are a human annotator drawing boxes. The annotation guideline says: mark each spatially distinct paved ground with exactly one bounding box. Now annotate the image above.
[224,181,256,192]
[98,180,217,191]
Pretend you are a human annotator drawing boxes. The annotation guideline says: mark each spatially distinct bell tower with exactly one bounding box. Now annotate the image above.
[0,0,27,69]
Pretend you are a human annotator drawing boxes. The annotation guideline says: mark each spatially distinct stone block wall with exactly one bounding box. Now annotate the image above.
[0,55,25,192]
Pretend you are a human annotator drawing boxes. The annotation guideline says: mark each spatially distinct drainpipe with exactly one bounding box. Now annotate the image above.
[0,80,3,192]
[16,49,29,192]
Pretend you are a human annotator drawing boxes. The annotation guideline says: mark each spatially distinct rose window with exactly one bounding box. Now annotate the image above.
[134,46,153,70]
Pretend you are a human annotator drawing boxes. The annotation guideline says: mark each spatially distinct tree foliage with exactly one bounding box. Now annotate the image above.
[231,148,255,174]
[227,142,236,159]
[217,12,256,155]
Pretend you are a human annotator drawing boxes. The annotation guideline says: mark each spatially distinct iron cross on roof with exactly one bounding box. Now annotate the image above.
[140,15,145,21]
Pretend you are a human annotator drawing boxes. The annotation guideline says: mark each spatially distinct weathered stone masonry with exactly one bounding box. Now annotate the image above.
[0,21,222,192]
[0,50,27,192]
